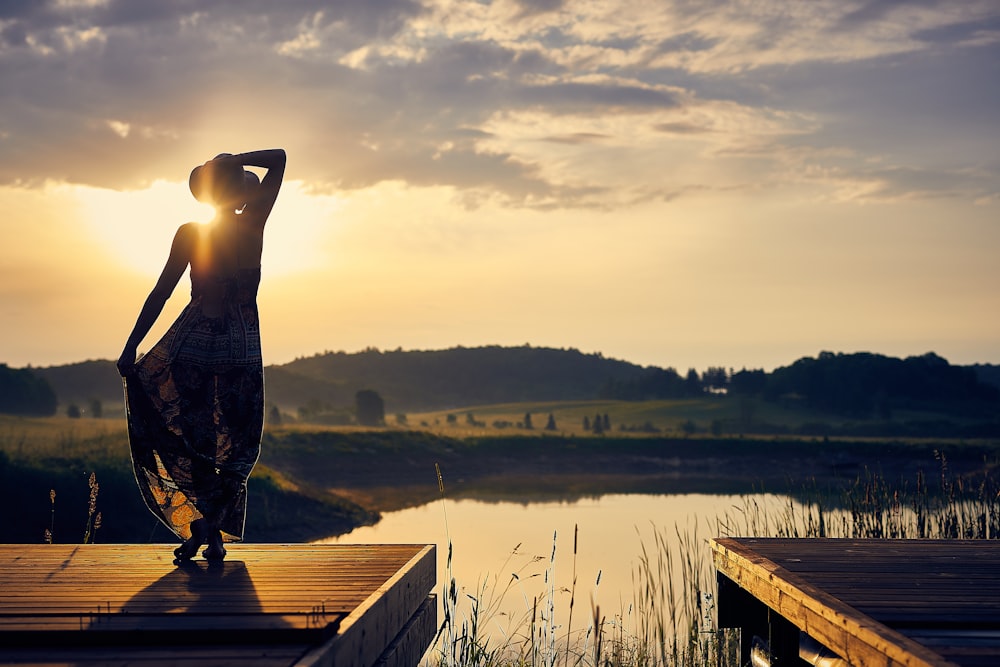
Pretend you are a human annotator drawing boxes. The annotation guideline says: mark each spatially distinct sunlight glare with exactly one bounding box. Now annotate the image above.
[71,180,214,275]
[70,180,342,277]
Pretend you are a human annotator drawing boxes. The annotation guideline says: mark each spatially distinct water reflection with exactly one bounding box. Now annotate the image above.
[317,493,788,636]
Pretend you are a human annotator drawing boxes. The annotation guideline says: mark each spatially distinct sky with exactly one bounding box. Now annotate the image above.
[1,0,998,373]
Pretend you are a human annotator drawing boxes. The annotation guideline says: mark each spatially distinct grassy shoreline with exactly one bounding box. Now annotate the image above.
[262,426,1000,510]
[0,416,378,544]
[3,414,997,543]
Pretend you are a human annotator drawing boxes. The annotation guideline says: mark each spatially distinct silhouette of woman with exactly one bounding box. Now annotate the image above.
[117,149,286,563]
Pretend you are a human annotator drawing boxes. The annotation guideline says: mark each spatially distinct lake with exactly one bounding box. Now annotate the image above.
[309,459,995,662]
[316,491,792,654]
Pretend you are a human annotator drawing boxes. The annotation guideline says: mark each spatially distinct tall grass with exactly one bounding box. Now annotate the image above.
[717,456,999,540]
[427,460,998,667]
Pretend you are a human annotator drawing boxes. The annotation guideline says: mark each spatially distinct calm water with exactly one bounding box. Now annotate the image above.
[317,493,788,645]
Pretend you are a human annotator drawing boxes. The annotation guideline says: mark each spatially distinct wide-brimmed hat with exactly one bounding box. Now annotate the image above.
[188,157,246,206]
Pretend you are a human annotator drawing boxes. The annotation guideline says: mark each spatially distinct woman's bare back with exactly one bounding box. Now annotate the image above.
[187,219,262,317]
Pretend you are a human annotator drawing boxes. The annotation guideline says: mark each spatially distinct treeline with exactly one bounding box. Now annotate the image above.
[601,351,999,419]
[765,352,997,416]
[0,364,57,416]
[9,347,1000,421]
[599,367,713,400]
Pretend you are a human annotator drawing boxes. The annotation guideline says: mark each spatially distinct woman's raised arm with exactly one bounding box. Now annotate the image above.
[231,149,286,226]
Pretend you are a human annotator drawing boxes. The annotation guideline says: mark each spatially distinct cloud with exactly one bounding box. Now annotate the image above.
[836,0,939,30]
[510,0,566,20]
[540,132,609,145]
[0,0,996,209]
[913,14,1000,46]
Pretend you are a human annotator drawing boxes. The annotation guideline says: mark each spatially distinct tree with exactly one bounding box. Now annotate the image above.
[0,364,57,416]
[355,389,385,426]
[592,413,604,434]
[88,398,103,419]
[702,367,729,392]
[523,412,533,430]
[582,415,590,431]
[67,404,81,419]
[684,369,702,395]
[545,413,557,430]
[267,405,283,426]
[730,368,767,396]
[599,367,686,400]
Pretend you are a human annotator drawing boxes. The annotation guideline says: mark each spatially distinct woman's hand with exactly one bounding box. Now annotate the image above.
[230,149,285,227]
[117,345,137,377]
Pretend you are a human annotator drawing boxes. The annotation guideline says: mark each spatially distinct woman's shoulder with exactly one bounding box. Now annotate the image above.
[164,222,203,258]
[176,221,206,240]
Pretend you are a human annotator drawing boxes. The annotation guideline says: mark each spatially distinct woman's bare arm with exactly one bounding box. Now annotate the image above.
[226,149,286,227]
[116,223,197,376]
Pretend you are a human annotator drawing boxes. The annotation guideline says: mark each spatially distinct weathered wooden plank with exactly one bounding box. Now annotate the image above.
[296,545,437,667]
[712,538,962,667]
[0,543,437,667]
[0,644,310,666]
[372,595,439,667]
[0,613,343,638]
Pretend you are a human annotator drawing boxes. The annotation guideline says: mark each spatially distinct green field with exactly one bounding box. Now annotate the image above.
[395,394,988,439]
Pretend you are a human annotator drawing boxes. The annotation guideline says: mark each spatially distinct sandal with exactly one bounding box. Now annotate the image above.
[173,537,201,563]
[202,528,227,562]
[173,519,208,563]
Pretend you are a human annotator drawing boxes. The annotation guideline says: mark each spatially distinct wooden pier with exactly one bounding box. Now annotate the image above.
[711,538,1000,667]
[0,543,436,666]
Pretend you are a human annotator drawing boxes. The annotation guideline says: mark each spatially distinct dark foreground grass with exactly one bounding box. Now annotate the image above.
[0,423,377,544]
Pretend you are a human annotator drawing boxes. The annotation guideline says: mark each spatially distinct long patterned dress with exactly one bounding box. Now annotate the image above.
[123,263,264,543]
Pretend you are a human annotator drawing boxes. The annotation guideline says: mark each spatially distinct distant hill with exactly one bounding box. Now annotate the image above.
[20,347,1000,420]
[28,346,654,415]
[271,345,653,412]
[972,364,1000,392]
[34,360,123,412]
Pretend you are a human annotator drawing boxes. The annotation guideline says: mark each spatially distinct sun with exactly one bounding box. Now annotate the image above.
[71,180,341,278]
[71,180,214,276]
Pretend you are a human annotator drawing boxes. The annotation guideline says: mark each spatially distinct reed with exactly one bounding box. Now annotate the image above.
[82,471,101,544]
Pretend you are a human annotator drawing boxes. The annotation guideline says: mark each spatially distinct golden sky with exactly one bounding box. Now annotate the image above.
[1,1,998,371]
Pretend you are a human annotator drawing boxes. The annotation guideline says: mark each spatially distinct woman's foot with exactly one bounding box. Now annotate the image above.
[202,528,227,562]
[173,519,208,563]
[173,537,201,562]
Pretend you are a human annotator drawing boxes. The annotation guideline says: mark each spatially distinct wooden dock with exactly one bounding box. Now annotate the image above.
[711,538,1000,667]
[0,543,436,667]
